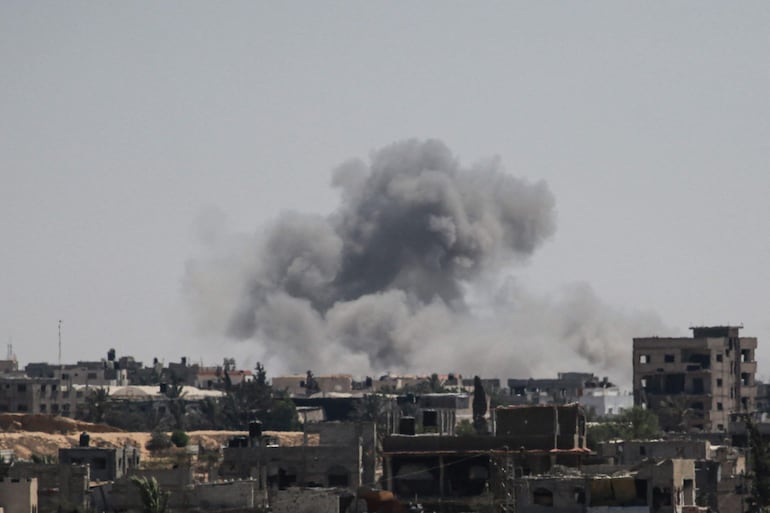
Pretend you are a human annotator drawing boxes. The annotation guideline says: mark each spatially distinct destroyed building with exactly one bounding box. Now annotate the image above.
[634,326,757,432]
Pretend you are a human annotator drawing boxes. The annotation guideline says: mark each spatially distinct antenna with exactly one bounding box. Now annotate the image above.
[58,320,62,366]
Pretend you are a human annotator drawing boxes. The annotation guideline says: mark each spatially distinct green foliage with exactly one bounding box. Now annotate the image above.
[586,407,660,450]
[84,387,111,424]
[263,397,301,431]
[145,431,173,452]
[30,454,55,464]
[130,475,169,513]
[170,430,189,448]
[455,419,475,436]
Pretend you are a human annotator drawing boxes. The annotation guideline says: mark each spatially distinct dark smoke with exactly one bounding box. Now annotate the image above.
[185,139,662,381]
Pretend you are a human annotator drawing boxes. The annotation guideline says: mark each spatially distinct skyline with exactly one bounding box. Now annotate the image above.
[2,2,769,382]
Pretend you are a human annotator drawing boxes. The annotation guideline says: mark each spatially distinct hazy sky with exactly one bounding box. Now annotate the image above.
[2,2,769,380]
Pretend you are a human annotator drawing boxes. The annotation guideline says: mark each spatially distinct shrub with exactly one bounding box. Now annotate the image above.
[146,431,173,452]
[170,430,189,448]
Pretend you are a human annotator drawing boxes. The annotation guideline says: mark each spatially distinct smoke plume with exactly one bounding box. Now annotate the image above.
[185,139,662,382]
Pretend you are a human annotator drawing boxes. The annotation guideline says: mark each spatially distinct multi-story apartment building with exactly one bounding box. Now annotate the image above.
[633,325,757,432]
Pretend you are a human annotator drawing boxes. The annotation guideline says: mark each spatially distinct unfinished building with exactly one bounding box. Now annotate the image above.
[382,404,589,511]
[633,326,757,432]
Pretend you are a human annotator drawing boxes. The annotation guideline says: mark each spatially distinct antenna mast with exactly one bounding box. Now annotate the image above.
[58,320,62,366]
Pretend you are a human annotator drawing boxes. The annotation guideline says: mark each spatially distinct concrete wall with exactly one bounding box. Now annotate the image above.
[495,404,586,450]
[0,478,37,513]
[8,463,89,513]
[193,480,260,509]
[270,487,341,513]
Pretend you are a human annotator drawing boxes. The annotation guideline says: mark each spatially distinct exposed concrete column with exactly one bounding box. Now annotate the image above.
[439,455,445,498]
[385,455,393,491]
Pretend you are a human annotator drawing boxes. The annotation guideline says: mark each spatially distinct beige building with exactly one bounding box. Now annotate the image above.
[633,326,757,432]
[0,478,37,513]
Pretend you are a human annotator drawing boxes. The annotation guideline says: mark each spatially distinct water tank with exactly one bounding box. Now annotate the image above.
[248,420,262,438]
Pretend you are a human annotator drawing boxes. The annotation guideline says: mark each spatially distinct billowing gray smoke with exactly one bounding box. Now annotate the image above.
[185,139,662,382]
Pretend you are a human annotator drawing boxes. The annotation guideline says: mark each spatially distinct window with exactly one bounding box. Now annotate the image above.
[87,372,97,380]
[716,354,723,363]
[17,404,27,412]
[639,446,646,456]
[717,402,723,411]
[533,488,554,507]
[62,373,69,380]
[716,379,723,388]
[664,354,675,363]
[39,404,47,413]
[17,384,26,392]
[639,355,650,364]
[742,373,751,386]
[51,404,59,413]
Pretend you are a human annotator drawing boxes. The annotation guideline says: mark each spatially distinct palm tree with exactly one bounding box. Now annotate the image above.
[130,475,169,513]
[84,387,110,423]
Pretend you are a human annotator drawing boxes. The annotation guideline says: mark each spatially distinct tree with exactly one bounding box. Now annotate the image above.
[83,387,110,424]
[263,396,301,431]
[130,475,169,513]
[586,407,660,450]
[472,376,488,434]
[659,395,700,432]
[170,430,190,448]
[428,373,445,393]
[146,430,173,452]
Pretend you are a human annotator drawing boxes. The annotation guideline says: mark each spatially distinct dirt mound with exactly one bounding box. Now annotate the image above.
[0,414,120,434]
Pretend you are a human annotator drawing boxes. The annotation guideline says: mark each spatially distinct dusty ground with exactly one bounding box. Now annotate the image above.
[0,414,313,462]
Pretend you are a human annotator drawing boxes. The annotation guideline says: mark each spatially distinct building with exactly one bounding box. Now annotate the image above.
[59,434,140,482]
[0,478,37,513]
[597,439,747,513]
[381,404,589,511]
[508,372,602,405]
[272,374,353,396]
[220,421,377,492]
[633,326,757,432]
[579,385,633,417]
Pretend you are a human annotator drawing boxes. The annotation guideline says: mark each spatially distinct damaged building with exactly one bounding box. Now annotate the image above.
[220,421,377,492]
[634,326,757,432]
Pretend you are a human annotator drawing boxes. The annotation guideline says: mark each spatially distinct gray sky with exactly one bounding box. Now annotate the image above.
[2,2,769,380]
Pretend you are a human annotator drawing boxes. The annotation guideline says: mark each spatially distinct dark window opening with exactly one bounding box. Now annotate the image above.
[533,488,554,507]
[692,378,704,394]
[664,354,675,363]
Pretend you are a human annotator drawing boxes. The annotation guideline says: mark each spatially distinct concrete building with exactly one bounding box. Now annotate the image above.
[0,376,97,417]
[220,421,377,492]
[579,386,634,417]
[633,326,757,432]
[508,372,614,406]
[597,439,747,513]
[381,404,589,512]
[0,478,37,513]
[272,374,353,396]
[59,436,140,482]
[7,463,90,513]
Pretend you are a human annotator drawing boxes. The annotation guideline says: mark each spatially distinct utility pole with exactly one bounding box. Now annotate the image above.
[58,320,62,366]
